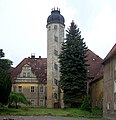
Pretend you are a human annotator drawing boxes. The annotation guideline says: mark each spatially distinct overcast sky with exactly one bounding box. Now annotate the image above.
[0,0,116,67]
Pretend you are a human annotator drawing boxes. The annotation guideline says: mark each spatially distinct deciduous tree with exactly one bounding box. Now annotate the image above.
[8,92,31,108]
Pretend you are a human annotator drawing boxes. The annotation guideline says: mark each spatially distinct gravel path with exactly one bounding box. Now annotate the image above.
[0,116,103,120]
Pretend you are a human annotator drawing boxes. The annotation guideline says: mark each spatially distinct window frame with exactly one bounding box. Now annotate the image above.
[54,35,58,42]
[23,72,26,77]
[18,86,22,92]
[54,63,58,70]
[30,99,35,106]
[27,72,30,77]
[30,86,35,93]
[54,25,57,30]
[115,59,116,70]
[114,80,116,93]
[39,99,44,107]
[54,49,58,56]
[39,86,44,93]
[54,92,58,99]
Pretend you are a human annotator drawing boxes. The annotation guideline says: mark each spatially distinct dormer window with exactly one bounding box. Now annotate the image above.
[23,72,26,77]
[27,72,30,77]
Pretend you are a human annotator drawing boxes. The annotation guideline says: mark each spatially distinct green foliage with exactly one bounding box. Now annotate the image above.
[0,49,5,58]
[8,92,31,108]
[80,96,91,111]
[59,21,88,107]
[0,50,12,105]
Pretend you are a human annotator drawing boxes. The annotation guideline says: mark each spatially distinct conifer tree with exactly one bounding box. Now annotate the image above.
[59,21,88,107]
[0,49,12,105]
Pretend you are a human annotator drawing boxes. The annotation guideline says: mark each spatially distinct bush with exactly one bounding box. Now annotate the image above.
[80,96,91,111]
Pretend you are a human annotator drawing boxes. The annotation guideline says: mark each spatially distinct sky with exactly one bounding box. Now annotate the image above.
[0,0,116,67]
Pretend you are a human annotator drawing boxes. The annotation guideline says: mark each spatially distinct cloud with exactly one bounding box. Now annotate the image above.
[84,2,116,58]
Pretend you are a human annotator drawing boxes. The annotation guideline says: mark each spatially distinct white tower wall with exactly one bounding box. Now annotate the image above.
[47,22,65,108]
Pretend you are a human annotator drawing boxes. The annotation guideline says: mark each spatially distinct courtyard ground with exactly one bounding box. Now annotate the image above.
[0,116,103,120]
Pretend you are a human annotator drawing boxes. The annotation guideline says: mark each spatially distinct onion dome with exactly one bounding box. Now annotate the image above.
[47,8,65,26]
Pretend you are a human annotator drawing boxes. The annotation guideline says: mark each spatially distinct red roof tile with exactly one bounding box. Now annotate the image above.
[11,49,103,84]
[11,57,47,84]
[86,49,103,79]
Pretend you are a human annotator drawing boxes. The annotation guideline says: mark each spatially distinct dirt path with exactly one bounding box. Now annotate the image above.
[0,116,103,120]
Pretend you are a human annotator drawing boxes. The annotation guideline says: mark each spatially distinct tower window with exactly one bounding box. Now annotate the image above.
[54,49,58,56]
[54,36,58,42]
[54,63,58,70]
[48,26,51,30]
[54,79,59,86]
[54,92,58,99]
[54,25,57,30]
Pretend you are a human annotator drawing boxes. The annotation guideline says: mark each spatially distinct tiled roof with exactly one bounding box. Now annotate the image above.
[103,43,116,64]
[90,65,103,84]
[11,56,47,84]
[11,49,103,84]
[86,49,103,79]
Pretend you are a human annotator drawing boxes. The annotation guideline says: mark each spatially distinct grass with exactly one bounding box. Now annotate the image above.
[0,107,102,119]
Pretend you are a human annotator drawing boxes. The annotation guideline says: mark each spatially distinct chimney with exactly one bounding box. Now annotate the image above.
[31,53,35,58]
[39,56,41,59]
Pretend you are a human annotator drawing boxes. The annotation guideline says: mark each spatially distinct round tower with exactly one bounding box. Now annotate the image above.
[46,8,65,108]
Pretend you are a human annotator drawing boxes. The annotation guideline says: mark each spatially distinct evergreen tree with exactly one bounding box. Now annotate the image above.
[0,49,12,105]
[59,21,88,107]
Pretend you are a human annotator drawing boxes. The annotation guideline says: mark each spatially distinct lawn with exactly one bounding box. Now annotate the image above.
[0,107,102,119]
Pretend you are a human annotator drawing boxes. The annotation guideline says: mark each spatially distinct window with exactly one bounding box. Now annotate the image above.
[30,86,35,92]
[54,49,58,56]
[23,72,26,77]
[107,103,110,110]
[54,93,58,99]
[18,86,22,92]
[54,36,58,42]
[39,99,44,107]
[115,59,116,70]
[48,26,51,30]
[54,79,59,86]
[39,86,44,93]
[54,25,57,30]
[54,63,58,70]
[114,103,116,110]
[27,72,30,77]
[30,100,35,106]
[114,80,116,93]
